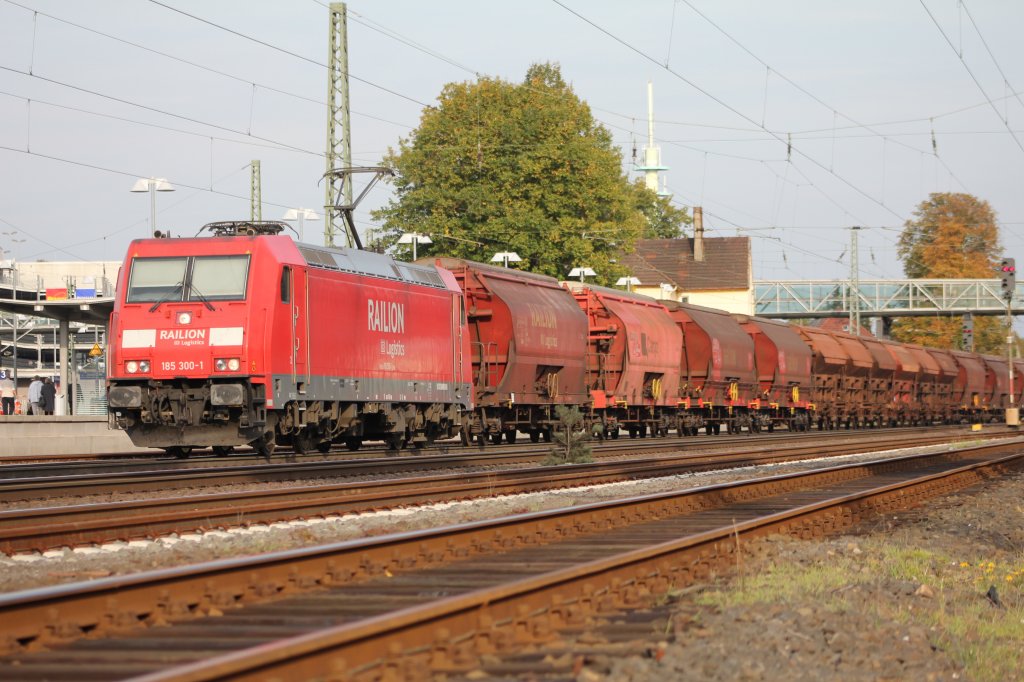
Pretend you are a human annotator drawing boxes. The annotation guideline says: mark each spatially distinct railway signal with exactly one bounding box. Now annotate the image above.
[961,313,974,352]
[1000,258,1016,299]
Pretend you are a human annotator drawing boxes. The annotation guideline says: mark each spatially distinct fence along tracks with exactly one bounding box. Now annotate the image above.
[0,430,1010,555]
[0,441,1021,681]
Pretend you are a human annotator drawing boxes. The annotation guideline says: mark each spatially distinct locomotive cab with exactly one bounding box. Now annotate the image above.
[107,223,275,455]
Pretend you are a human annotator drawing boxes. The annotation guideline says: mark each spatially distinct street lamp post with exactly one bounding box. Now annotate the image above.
[568,267,597,282]
[616,276,641,292]
[130,177,175,237]
[282,208,320,242]
[398,232,432,261]
[490,252,522,268]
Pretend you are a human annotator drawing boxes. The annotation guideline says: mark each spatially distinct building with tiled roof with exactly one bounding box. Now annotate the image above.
[619,210,753,313]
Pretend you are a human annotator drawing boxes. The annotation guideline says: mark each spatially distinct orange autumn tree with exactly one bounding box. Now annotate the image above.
[891,192,1005,352]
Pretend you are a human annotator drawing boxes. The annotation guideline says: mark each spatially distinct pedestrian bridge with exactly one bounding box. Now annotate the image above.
[754,279,1021,319]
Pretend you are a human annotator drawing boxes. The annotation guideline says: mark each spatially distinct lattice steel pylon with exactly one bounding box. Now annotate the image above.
[249,160,261,221]
[324,2,354,247]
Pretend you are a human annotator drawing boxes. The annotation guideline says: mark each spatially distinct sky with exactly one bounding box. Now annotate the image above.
[1,0,1023,285]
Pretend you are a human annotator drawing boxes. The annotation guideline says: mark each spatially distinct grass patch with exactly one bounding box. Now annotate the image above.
[695,536,1024,682]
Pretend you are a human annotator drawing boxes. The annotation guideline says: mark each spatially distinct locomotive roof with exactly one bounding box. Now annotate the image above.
[130,234,449,290]
[294,242,447,289]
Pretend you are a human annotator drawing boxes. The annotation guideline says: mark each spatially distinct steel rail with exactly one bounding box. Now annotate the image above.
[0,440,1020,680]
[132,446,1024,682]
[0,425,985,480]
[0,427,1001,504]
[0,431,1013,554]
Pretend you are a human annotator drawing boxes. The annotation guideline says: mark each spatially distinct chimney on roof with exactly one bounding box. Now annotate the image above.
[693,206,705,262]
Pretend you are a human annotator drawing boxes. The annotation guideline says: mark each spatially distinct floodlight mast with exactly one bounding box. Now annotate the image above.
[568,267,597,282]
[490,252,522,268]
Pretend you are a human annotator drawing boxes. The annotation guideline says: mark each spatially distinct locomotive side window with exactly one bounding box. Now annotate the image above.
[126,257,188,303]
[191,255,250,300]
[280,266,291,303]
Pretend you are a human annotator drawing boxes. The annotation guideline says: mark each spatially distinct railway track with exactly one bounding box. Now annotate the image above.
[1,430,1012,555]
[0,427,1004,505]
[0,425,1000,479]
[0,439,1020,681]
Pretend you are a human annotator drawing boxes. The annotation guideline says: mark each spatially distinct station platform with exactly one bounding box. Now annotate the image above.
[1,416,157,458]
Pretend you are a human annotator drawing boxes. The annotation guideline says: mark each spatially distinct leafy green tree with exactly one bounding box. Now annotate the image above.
[372,62,688,282]
[891,192,1005,352]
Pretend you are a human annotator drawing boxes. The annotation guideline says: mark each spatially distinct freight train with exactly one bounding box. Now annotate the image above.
[107,222,1017,457]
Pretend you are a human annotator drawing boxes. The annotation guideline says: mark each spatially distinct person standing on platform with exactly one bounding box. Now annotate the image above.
[41,378,56,416]
[0,374,14,416]
[28,376,43,415]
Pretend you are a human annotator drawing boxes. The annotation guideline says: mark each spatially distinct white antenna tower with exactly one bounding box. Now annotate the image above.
[635,81,670,197]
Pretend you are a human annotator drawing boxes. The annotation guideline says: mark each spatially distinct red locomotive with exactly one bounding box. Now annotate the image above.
[108,229,1011,456]
[108,222,472,457]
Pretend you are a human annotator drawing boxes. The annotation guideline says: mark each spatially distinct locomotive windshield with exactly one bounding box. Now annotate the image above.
[126,255,250,303]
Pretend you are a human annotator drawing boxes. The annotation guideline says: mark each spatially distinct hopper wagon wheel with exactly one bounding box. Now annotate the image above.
[386,434,406,452]
[505,430,517,445]
[543,428,553,443]
[211,446,234,456]
[529,431,541,443]
[316,440,333,454]
[609,428,619,439]
[293,429,315,455]
[490,433,504,446]
[253,433,276,458]
[166,446,192,459]
[344,437,362,451]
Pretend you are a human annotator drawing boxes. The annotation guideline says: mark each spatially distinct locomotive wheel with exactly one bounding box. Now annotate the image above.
[317,440,333,454]
[166,446,192,459]
[211,446,234,456]
[505,430,517,444]
[386,434,406,452]
[344,438,362,451]
[529,431,540,443]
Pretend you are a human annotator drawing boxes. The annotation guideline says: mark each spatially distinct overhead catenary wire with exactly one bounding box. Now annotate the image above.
[918,0,1024,157]
[551,0,907,223]
[146,0,433,108]
[959,0,1024,117]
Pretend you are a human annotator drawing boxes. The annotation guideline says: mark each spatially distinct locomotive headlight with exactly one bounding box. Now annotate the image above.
[177,312,192,325]
[139,360,150,373]
[126,360,139,374]
[215,357,241,372]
